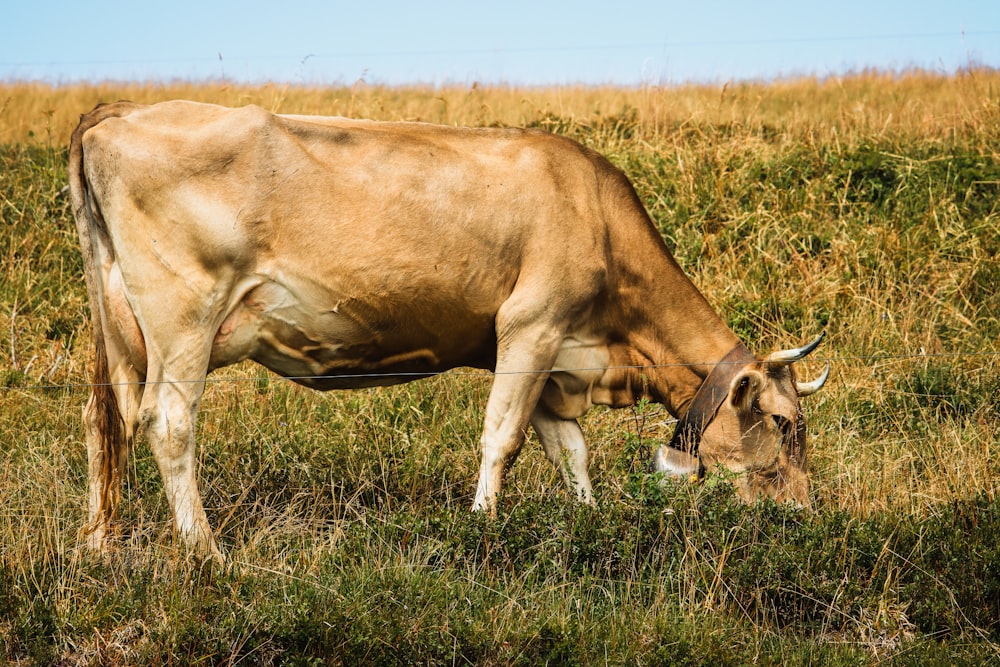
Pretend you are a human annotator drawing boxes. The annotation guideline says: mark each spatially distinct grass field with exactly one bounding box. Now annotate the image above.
[2,70,999,664]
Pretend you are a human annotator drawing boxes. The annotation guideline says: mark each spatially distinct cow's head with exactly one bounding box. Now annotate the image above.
[653,334,828,506]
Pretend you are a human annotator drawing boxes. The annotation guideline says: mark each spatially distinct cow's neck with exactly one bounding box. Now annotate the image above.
[608,241,743,419]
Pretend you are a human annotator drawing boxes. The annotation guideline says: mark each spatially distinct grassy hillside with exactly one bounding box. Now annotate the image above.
[1,70,999,664]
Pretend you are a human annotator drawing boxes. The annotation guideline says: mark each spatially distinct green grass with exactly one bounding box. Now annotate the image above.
[1,72,999,664]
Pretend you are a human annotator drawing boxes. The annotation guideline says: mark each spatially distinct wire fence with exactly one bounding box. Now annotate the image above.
[2,348,997,395]
[5,28,999,88]
[5,30,1000,71]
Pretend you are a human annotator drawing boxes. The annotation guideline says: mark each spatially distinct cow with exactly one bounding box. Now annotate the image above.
[69,100,828,561]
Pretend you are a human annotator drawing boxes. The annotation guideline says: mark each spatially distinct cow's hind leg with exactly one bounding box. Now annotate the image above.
[529,404,593,504]
[137,333,222,561]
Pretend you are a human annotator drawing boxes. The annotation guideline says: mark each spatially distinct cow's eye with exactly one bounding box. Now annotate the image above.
[772,415,792,439]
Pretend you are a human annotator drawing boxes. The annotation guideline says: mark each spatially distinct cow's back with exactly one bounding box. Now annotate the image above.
[82,100,613,269]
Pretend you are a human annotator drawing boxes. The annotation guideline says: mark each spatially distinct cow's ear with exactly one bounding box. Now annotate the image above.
[729,369,766,414]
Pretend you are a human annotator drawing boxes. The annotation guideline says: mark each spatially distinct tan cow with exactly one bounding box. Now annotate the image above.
[69,100,827,560]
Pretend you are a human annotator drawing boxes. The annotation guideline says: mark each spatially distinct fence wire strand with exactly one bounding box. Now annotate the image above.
[2,349,998,395]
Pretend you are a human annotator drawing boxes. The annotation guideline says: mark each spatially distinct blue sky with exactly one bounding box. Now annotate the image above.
[3,1,998,86]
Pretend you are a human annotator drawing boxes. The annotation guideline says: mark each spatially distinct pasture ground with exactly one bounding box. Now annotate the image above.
[1,72,999,664]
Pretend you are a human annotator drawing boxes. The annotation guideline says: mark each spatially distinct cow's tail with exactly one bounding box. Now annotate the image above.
[69,102,138,538]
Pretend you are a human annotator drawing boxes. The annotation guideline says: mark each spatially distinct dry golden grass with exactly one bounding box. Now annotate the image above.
[3,67,997,145]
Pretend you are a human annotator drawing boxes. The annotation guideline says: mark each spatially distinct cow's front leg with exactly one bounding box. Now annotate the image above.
[472,370,550,513]
[530,404,593,504]
[472,309,563,512]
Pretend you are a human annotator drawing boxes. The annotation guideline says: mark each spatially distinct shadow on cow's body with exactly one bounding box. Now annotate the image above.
[69,100,827,560]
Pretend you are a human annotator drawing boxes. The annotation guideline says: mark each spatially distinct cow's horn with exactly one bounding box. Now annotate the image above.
[796,362,830,396]
[763,331,825,366]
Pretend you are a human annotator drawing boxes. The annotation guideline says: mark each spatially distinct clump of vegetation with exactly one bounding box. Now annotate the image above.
[2,70,1000,664]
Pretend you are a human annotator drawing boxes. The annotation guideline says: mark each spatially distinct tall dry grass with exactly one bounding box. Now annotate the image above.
[3,67,996,144]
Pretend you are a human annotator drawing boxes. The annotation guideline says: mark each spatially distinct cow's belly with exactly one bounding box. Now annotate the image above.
[209,279,492,388]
